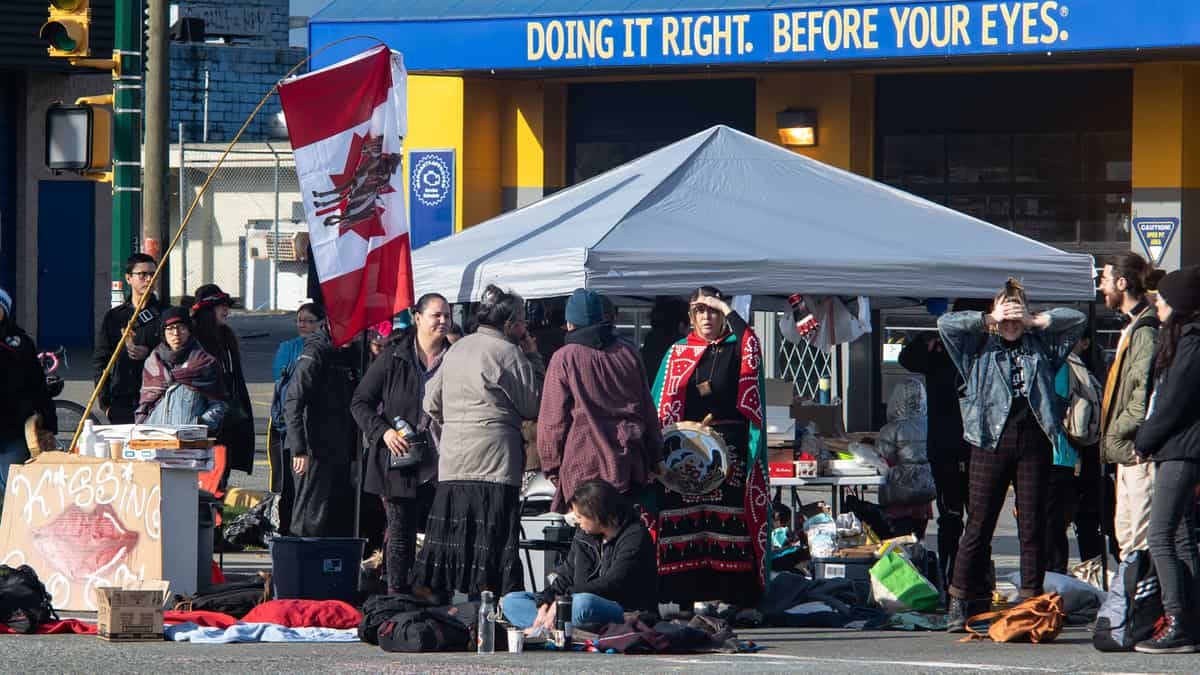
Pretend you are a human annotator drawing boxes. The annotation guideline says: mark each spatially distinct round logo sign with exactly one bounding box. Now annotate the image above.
[411,154,451,208]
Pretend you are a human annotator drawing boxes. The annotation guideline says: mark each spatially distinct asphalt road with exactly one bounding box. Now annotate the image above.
[36,313,1179,673]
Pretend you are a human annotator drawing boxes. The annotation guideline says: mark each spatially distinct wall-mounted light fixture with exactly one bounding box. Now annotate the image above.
[776,109,817,147]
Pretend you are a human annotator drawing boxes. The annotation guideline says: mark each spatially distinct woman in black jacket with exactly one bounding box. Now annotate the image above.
[351,293,451,594]
[192,284,255,486]
[285,318,360,537]
[0,288,54,509]
[500,479,657,632]
[1133,266,1200,654]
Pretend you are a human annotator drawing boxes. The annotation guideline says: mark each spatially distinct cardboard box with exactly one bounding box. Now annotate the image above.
[95,581,170,641]
[790,401,845,437]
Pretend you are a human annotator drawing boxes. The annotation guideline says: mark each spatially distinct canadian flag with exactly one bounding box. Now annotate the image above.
[278,45,413,346]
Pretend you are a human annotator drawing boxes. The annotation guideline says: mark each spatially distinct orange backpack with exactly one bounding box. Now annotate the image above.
[960,593,1066,644]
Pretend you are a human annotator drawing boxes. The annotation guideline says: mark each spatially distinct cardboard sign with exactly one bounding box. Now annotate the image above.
[0,454,169,611]
[1134,217,1179,267]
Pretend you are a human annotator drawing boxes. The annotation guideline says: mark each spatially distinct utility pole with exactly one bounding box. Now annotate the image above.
[112,0,143,284]
[143,0,169,299]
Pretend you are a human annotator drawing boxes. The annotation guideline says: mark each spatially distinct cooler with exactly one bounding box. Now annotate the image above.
[270,537,365,602]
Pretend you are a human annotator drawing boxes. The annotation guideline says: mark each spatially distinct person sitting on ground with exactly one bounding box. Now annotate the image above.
[135,307,228,433]
[500,479,657,633]
[537,288,663,513]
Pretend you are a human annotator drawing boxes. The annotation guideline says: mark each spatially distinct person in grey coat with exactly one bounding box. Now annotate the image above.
[410,284,544,597]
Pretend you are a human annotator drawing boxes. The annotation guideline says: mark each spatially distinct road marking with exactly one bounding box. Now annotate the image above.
[739,653,1058,672]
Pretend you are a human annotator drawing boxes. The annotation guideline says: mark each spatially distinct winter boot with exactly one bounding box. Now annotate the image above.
[1135,614,1197,654]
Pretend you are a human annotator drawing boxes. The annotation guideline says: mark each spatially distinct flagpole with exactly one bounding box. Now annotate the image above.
[71,34,389,453]
[355,330,368,540]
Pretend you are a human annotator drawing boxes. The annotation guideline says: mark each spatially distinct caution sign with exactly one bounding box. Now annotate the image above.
[1134,218,1179,267]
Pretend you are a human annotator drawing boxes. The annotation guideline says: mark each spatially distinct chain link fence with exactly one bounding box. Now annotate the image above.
[170,139,307,311]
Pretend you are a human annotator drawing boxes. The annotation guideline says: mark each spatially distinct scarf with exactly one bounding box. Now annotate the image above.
[140,338,226,411]
[651,324,770,589]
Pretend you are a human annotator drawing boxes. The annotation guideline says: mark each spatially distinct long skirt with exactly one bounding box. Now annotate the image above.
[650,421,763,608]
[410,480,523,596]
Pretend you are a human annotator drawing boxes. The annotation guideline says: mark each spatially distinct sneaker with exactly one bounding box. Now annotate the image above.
[1135,614,1197,654]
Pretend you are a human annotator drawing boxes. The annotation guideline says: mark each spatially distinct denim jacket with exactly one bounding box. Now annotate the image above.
[937,308,1087,451]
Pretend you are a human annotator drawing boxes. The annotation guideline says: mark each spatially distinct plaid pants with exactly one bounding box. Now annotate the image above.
[950,401,1052,601]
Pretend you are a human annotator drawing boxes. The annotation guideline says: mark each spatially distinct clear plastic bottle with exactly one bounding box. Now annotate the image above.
[477,590,496,654]
[78,419,96,457]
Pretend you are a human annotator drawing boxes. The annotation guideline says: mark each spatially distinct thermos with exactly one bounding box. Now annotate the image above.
[554,595,573,647]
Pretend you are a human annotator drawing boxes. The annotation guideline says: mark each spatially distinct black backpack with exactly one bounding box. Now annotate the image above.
[172,574,271,619]
[378,607,475,653]
[269,363,294,439]
[358,593,431,645]
[1093,550,1163,651]
[0,565,58,633]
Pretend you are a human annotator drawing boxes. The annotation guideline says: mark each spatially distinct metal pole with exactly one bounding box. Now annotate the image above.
[202,69,210,143]
[143,0,169,300]
[178,122,187,295]
[273,151,280,310]
[111,0,143,284]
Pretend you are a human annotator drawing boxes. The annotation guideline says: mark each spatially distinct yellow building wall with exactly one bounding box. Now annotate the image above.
[1131,62,1200,267]
[405,75,465,232]
[501,81,549,210]
[463,79,503,228]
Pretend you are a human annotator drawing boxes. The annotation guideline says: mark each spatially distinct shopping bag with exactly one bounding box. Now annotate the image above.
[961,593,1065,644]
[868,550,940,613]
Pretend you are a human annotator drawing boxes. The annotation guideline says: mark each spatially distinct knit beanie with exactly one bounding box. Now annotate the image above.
[1156,266,1200,317]
[565,288,605,328]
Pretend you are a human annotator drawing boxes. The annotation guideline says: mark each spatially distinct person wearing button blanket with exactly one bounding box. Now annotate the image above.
[937,278,1086,632]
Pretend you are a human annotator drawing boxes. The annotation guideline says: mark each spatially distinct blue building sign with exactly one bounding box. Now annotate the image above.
[311,1,1200,71]
[409,149,455,249]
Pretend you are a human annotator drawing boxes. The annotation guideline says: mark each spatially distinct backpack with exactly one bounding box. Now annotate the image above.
[269,363,294,438]
[960,593,1065,644]
[0,565,59,633]
[172,574,271,618]
[358,593,431,645]
[1064,354,1103,447]
[377,605,477,653]
[1093,550,1163,651]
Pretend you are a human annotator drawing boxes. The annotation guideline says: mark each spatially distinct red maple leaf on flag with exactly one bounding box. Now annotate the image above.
[310,132,402,241]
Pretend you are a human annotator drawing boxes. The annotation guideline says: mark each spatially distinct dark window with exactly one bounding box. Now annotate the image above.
[876,70,1132,249]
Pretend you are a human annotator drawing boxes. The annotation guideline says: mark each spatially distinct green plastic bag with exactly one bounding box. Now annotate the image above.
[869,550,940,613]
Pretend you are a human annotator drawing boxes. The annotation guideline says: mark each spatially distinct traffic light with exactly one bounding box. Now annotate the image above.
[40,0,91,58]
[45,99,111,176]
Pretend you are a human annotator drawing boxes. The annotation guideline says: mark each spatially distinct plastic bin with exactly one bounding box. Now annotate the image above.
[270,537,365,602]
[811,556,876,606]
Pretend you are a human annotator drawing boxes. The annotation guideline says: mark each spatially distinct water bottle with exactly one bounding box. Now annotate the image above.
[554,595,573,647]
[477,590,496,654]
[78,419,96,457]
[818,377,831,405]
[392,417,416,440]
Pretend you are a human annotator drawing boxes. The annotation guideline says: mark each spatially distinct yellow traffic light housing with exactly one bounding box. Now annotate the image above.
[40,0,91,57]
[45,99,112,181]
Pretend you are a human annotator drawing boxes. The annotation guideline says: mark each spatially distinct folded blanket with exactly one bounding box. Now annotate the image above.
[0,619,97,635]
[240,599,362,628]
[165,622,360,643]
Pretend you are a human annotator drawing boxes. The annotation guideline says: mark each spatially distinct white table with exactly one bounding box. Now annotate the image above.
[771,474,885,517]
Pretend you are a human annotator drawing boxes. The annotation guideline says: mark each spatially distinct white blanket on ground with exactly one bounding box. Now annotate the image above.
[165,622,360,643]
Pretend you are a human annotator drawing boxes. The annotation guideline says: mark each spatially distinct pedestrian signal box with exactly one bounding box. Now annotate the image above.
[45,103,111,173]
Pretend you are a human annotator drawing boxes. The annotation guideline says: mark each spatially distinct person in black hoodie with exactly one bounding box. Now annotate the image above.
[500,479,657,632]
[352,293,451,594]
[93,253,165,423]
[0,287,54,509]
[286,316,360,537]
[1133,266,1200,654]
[192,284,255,485]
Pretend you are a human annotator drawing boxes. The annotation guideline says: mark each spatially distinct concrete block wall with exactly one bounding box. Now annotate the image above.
[169,43,305,142]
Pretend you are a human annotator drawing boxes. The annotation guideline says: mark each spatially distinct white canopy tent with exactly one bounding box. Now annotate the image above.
[412,125,1096,304]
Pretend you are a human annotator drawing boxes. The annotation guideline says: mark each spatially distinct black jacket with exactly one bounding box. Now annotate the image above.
[352,335,439,499]
[1135,322,1200,463]
[285,327,359,462]
[0,319,54,440]
[205,326,256,474]
[898,334,967,462]
[536,517,657,613]
[92,295,165,410]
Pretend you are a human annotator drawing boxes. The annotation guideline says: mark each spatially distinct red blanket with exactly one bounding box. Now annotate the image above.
[0,619,98,635]
[240,600,362,629]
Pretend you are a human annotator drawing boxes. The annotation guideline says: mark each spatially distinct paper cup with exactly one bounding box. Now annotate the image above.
[507,627,524,652]
[109,440,124,460]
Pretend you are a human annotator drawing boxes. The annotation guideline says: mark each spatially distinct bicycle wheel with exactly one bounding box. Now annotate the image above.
[52,400,110,451]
